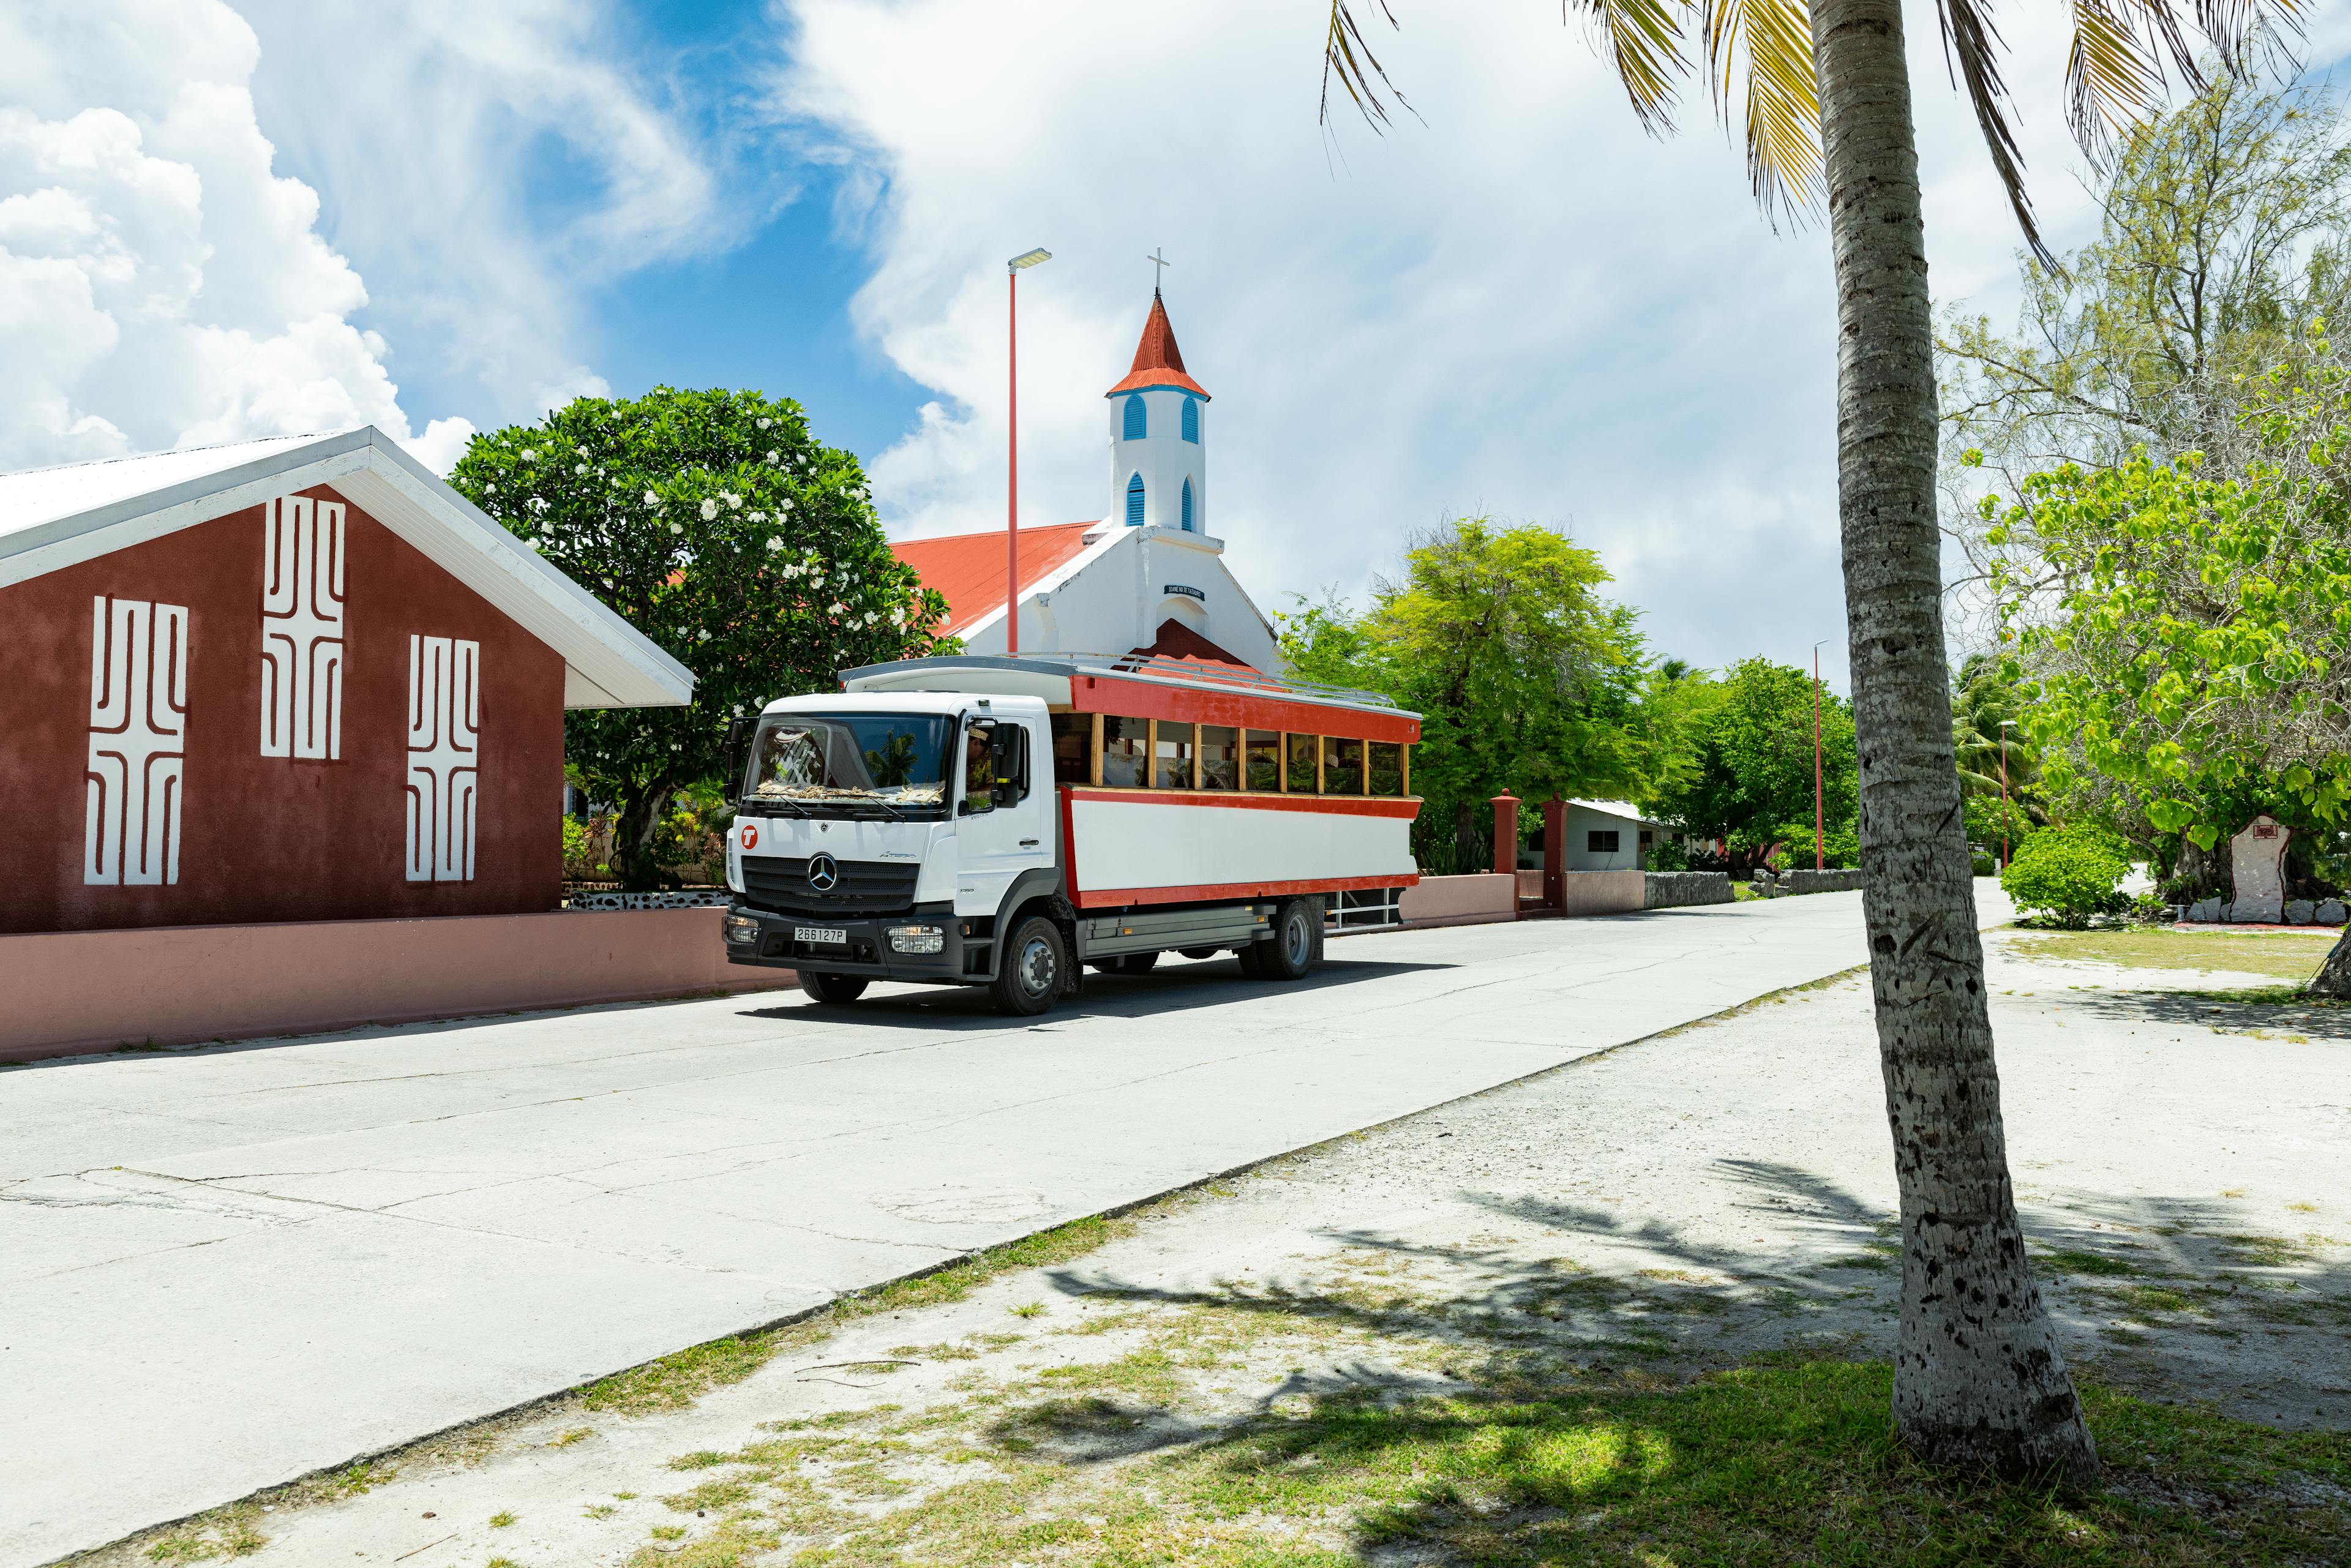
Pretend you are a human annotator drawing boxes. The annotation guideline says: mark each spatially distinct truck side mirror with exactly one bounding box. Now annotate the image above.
[992,724,1028,808]
[724,716,751,805]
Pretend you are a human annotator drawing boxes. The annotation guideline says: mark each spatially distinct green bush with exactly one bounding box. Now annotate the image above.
[2000,827,2131,928]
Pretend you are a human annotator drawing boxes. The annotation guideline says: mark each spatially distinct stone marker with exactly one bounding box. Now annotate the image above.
[2229,814,2290,923]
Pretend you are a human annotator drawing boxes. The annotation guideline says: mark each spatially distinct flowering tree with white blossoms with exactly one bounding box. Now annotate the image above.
[450,386,954,890]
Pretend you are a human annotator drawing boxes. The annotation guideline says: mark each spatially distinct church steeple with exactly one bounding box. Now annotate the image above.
[1105,289,1210,533]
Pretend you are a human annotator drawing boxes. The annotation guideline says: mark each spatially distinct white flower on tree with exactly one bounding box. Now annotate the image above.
[700,498,718,520]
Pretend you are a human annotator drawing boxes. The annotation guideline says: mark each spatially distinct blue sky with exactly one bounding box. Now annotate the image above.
[9,0,2350,694]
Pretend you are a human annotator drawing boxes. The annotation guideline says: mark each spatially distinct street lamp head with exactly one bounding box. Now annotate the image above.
[1008,248,1051,272]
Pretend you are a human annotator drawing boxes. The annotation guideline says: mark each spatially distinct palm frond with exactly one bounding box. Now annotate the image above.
[1938,0,2051,266]
[2063,0,2169,163]
[1320,0,1414,130]
[1569,0,1692,137]
[1700,0,1823,223]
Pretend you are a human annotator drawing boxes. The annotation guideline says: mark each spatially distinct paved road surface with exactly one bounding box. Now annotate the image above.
[1,887,2008,1564]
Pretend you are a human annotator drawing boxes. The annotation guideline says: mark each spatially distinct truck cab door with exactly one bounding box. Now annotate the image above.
[953,716,1052,915]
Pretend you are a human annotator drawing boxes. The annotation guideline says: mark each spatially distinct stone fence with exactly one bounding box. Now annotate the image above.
[1752,868,1867,897]
[2180,895,2345,926]
[1644,871,1734,909]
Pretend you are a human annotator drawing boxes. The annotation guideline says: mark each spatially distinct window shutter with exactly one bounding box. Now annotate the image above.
[1181,396,1199,443]
[1126,473,1146,527]
[1123,395,1146,440]
[1180,478,1193,531]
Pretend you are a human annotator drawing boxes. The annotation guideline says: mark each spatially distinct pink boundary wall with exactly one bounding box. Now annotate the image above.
[0,909,797,1063]
[1398,872,1517,928]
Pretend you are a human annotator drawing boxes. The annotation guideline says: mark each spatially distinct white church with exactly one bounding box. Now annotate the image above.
[888,288,1281,671]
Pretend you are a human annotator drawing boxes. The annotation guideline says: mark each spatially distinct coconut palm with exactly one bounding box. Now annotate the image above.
[1951,654,2041,806]
[1322,0,2298,1482]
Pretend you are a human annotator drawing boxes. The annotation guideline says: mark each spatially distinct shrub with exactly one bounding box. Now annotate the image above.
[2001,827,2131,928]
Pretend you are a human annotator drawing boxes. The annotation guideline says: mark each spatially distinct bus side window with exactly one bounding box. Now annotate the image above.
[1244,730,1280,791]
[1368,741,1403,796]
[1325,738,1365,795]
[1284,732,1317,792]
[1101,716,1149,787]
[1049,713,1092,785]
[1200,725,1240,790]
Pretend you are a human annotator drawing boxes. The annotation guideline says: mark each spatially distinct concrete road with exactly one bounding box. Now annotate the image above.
[1,887,2007,1564]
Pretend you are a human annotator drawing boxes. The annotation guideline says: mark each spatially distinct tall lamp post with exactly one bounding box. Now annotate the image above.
[1998,718,2016,872]
[1813,639,1829,871]
[1005,247,1052,655]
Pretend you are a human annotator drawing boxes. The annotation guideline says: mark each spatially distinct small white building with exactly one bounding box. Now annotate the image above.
[1561,800,1681,871]
[890,289,1279,672]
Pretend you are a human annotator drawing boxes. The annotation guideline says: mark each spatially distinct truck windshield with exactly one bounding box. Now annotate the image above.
[744,713,953,808]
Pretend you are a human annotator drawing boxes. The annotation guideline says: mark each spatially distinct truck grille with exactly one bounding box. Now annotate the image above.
[741,856,921,918]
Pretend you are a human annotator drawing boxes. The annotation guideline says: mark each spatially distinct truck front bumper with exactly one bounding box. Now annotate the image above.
[722,901,980,984]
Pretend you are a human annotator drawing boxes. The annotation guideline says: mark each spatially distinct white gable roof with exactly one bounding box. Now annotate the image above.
[0,427,691,710]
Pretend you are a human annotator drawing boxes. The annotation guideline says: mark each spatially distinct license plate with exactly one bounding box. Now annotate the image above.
[794,925,849,946]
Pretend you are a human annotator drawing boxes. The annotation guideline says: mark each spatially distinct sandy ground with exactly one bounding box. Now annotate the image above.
[87,931,2351,1566]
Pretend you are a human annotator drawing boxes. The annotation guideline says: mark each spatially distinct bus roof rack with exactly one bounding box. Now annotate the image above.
[839,651,1406,713]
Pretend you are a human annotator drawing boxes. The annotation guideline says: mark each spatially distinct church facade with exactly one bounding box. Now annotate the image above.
[890,289,1280,671]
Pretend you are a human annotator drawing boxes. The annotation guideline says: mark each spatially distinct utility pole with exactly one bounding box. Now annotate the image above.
[1005,248,1051,653]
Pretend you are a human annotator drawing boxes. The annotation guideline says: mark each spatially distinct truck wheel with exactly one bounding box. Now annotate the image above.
[801,972,869,1005]
[991,915,1067,1016]
[1254,899,1319,981]
[1115,951,1159,975]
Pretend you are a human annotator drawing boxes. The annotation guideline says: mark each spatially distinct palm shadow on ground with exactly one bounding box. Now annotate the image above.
[959,1158,2351,1561]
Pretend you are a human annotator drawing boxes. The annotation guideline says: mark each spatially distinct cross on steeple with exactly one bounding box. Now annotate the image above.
[1146,247,1171,294]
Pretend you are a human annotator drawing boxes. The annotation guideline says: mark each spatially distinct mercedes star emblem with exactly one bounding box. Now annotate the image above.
[806,853,840,892]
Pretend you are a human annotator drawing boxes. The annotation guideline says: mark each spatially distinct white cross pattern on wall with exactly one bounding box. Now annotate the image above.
[84,595,189,887]
[260,495,345,759]
[405,634,479,882]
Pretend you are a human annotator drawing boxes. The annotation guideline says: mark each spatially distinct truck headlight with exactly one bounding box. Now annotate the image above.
[887,925,945,955]
[724,914,760,944]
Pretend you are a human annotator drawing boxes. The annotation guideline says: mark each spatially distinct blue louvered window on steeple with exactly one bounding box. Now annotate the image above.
[1181,396,1199,443]
[1125,473,1146,527]
[1180,478,1194,531]
[1123,394,1146,440]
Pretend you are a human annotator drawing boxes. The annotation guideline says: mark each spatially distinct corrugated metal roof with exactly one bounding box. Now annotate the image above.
[0,434,328,542]
[890,520,1099,635]
[0,427,692,711]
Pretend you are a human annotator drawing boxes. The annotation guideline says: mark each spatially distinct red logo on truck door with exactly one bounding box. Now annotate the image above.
[742,823,759,850]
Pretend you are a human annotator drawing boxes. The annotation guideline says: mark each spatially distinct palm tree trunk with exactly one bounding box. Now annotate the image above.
[1810,0,2098,1482]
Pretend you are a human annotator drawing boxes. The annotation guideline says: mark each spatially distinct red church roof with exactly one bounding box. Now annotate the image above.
[1104,291,1210,400]
[890,521,1097,636]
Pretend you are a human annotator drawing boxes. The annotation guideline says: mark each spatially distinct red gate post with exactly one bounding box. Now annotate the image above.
[1542,795,1565,910]
[1491,793,1520,879]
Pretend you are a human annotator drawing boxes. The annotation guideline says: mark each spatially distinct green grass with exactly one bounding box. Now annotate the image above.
[2043,1248,2145,1278]
[2003,927,2339,981]
[580,1214,1132,1415]
[696,1351,2348,1566]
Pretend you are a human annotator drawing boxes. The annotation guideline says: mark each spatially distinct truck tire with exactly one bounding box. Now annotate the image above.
[1251,898,1319,981]
[801,972,869,1005]
[991,914,1067,1016]
[1114,951,1160,975]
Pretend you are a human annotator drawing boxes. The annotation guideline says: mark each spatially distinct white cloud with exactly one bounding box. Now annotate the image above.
[772,0,2126,686]
[0,0,725,478]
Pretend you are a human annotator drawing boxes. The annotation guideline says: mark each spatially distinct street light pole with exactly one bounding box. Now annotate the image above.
[1999,718,2015,872]
[1813,640,1829,871]
[1005,248,1051,655]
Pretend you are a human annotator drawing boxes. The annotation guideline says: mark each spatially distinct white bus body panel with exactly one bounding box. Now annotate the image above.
[1067,795,1414,902]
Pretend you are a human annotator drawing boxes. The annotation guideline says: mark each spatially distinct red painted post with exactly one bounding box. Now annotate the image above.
[1490,793,1520,879]
[1006,268,1019,656]
[1813,645,1824,871]
[1542,795,1565,910]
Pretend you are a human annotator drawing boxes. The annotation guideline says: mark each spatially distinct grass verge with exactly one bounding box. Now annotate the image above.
[2001,927,2338,982]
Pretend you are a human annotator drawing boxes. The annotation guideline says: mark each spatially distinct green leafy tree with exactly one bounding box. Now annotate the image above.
[1999,350,2351,985]
[1650,658,1858,873]
[2001,827,2132,928]
[450,387,953,890]
[1278,517,1662,872]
